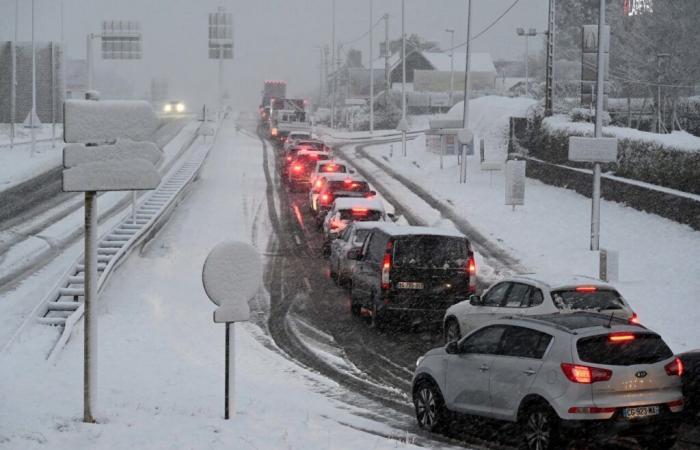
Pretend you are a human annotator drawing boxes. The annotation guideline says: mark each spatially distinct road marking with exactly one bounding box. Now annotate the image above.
[303,277,312,292]
[294,234,301,245]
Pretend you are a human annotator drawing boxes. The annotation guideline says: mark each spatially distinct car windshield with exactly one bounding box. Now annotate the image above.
[327,180,369,193]
[392,236,468,269]
[338,209,382,221]
[355,229,371,242]
[577,333,673,365]
[551,289,625,312]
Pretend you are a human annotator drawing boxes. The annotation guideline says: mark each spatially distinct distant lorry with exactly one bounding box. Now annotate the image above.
[259,80,287,129]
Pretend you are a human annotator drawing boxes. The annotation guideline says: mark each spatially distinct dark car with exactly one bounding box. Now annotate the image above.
[679,350,700,417]
[286,151,330,191]
[349,224,476,327]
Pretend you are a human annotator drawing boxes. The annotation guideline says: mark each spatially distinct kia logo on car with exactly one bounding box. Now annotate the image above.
[635,370,648,378]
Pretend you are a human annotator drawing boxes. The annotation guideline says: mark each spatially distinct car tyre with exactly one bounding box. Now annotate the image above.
[330,262,339,284]
[370,291,386,330]
[350,287,362,316]
[444,318,461,344]
[519,403,560,450]
[413,380,448,433]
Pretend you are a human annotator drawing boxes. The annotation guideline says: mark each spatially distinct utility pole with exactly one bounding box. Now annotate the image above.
[544,0,556,116]
[331,0,336,128]
[445,29,455,108]
[459,0,473,184]
[30,0,37,156]
[590,0,606,251]
[317,46,324,106]
[656,53,670,134]
[400,0,407,157]
[369,0,374,134]
[383,14,390,110]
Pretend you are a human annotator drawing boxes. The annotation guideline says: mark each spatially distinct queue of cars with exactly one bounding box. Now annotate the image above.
[272,134,690,450]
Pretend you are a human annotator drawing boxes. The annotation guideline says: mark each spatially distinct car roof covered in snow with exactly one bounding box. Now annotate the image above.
[369,223,466,239]
[508,273,615,290]
[332,197,385,211]
[352,221,385,230]
[319,172,363,182]
[295,149,330,157]
[314,160,348,170]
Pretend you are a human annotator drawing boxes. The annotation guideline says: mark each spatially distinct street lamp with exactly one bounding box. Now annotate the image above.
[369,0,374,134]
[445,28,455,107]
[459,0,474,184]
[397,0,409,156]
[516,28,539,96]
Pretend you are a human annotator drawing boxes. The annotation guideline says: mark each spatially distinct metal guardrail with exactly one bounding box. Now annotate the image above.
[2,124,219,361]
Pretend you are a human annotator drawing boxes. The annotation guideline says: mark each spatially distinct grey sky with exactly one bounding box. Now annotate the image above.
[1,0,548,109]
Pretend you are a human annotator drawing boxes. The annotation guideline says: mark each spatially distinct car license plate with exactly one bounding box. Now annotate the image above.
[397,281,423,289]
[622,405,659,419]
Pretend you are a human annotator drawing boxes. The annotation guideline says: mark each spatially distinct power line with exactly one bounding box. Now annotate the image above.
[445,0,522,53]
[339,16,384,48]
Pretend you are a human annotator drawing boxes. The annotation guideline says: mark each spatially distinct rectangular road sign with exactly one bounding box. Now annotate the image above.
[63,158,161,192]
[63,141,162,168]
[64,100,159,143]
[101,20,142,59]
[569,136,618,163]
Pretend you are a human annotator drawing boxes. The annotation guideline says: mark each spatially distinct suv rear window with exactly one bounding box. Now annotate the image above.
[393,236,468,269]
[577,333,673,365]
[339,209,382,221]
[551,289,625,312]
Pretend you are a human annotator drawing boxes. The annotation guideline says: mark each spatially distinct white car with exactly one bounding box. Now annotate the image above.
[328,221,379,285]
[282,131,312,151]
[309,160,351,193]
[443,273,638,343]
[308,171,360,214]
[321,197,387,256]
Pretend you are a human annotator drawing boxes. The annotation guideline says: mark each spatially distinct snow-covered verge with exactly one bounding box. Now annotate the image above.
[544,115,700,153]
[0,123,429,450]
[342,102,700,353]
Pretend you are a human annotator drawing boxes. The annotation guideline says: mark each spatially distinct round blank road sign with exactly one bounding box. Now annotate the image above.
[202,241,263,308]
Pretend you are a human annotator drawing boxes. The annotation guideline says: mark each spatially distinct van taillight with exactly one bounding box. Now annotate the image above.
[381,241,393,290]
[467,254,477,293]
[628,312,640,325]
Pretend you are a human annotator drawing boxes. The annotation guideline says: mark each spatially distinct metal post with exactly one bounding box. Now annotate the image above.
[401,0,407,157]
[224,322,235,419]
[524,36,529,96]
[590,0,606,251]
[87,34,94,91]
[218,49,224,120]
[10,41,16,150]
[460,0,473,184]
[383,14,390,109]
[51,42,56,148]
[132,191,137,223]
[30,0,36,157]
[440,136,444,169]
[331,0,336,128]
[544,0,556,116]
[84,191,98,423]
[445,29,455,109]
[369,0,374,134]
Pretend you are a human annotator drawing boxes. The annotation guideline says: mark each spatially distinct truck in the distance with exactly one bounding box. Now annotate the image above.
[259,80,287,131]
[268,98,311,144]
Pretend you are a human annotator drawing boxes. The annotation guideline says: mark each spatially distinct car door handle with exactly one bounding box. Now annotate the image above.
[523,369,536,376]
[479,365,489,372]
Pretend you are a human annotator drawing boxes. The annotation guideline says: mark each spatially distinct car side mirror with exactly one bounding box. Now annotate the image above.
[445,341,460,354]
[349,169,356,174]
[469,294,482,306]
[347,248,362,260]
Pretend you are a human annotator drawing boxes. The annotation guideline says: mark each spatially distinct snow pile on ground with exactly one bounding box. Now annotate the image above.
[0,123,428,450]
[544,115,700,153]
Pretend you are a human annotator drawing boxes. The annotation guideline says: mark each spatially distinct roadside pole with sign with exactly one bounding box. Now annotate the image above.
[62,100,161,423]
[202,241,262,420]
[208,7,234,119]
[505,159,526,211]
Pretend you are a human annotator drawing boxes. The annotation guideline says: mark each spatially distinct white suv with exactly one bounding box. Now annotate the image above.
[413,313,684,450]
[443,274,637,343]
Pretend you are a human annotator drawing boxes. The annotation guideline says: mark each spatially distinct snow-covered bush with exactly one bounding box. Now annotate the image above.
[569,107,611,125]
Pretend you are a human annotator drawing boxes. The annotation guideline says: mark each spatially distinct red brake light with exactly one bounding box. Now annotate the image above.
[343,178,352,184]
[320,193,331,204]
[576,286,597,292]
[609,333,635,342]
[665,358,684,377]
[628,312,640,324]
[330,219,342,229]
[467,254,477,293]
[286,156,292,162]
[293,165,303,172]
[315,180,323,188]
[352,207,368,213]
[568,406,616,414]
[381,241,393,290]
[561,363,612,384]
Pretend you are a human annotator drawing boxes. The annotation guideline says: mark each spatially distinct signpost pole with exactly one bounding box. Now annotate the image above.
[460,0,473,183]
[224,322,235,420]
[591,0,606,251]
[83,191,98,423]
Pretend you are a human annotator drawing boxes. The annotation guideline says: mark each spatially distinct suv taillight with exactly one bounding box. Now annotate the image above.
[561,363,612,384]
[381,241,393,290]
[665,358,684,377]
[466,254,476,293]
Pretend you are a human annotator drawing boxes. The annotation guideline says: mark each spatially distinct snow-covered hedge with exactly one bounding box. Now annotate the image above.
[526,114,700,194]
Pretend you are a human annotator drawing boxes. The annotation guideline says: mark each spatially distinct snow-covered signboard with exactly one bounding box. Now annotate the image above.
[63,141,162,167]
[62,158,160,192]
[505,160,526,207]
[63,100,159,144]
[568,136,618,163]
